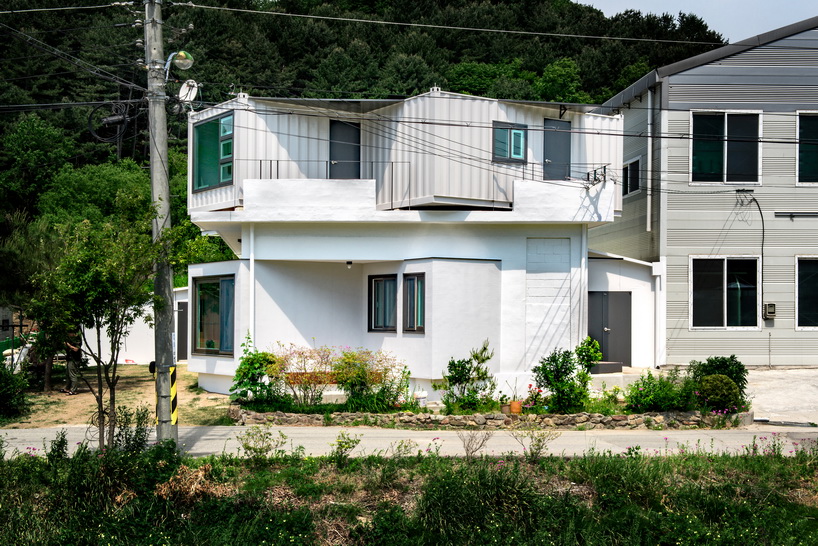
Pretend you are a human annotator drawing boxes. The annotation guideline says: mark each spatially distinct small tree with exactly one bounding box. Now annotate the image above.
[434,340,497,413]
[32,215,158,449]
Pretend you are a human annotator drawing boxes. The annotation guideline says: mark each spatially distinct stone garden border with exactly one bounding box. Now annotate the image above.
[230,403,754,430]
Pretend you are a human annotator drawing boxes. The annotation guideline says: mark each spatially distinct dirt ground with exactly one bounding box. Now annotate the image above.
[5,362,232,429]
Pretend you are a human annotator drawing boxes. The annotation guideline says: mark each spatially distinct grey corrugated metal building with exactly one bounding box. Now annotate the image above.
[589,16,818,367]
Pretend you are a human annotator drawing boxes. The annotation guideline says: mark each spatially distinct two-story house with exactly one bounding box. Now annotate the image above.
[590,16,818,368]
[186,88,622,394]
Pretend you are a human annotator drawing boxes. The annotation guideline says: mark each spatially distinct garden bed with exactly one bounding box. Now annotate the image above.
[229,403,754,430]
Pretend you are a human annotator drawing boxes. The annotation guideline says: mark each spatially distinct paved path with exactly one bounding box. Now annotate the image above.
[3,423,817,459]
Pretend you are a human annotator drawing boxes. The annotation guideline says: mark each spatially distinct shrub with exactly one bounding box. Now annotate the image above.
[531,348,589,413]
[433,340,497,414]
[688,355,748,398]
[624,369,697,413]
[698,374,741,412]
[0,360,29,419]
[276,343,334,406]
[230,335,290,406]
[575,336,602,371]
[333,348,408,412]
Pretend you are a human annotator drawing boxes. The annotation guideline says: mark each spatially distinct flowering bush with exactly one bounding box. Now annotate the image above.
[523,384,548,412]
[275,343,335,406]
[531,348,589,413]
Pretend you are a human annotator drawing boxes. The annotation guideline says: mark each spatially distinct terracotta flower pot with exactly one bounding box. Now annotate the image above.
[509,400,523,415]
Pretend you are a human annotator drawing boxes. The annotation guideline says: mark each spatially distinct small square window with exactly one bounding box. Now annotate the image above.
[369,275,397,331]
[493,122,527,163]
[403,273,425,332]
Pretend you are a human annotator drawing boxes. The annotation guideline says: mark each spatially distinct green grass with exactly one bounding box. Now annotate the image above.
[1,433,817,544]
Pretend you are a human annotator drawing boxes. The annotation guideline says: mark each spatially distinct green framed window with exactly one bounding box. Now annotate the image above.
[193,276,235,354]
[194,114,234,191]
[798,258,818,327]
[799,115,818,183]
[692,258,757,328]
[692,113,758,183]
[369,275,397,331]
[403,273,425,332]
[493,122,527,163]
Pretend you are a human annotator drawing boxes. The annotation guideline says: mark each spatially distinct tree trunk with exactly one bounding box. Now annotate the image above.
[43,354,54,392]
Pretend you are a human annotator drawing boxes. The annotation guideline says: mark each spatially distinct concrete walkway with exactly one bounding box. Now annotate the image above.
[3,423,817,459]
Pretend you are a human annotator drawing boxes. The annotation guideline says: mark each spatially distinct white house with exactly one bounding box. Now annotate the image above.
[186,88,623,395]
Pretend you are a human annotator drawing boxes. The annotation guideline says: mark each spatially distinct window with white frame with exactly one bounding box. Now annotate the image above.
[692,112,759,183]
[369,275,397,331]
[193,114,233,191]
[193,276,235,354]
[799,114,818,183]
[622,159,640,196]
[403,273,425,332]
[691,258,758,328]
[493,121,527,163]
[798,258,818,327]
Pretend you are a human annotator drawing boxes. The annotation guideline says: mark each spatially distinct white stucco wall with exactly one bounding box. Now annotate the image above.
[588,254,657,368]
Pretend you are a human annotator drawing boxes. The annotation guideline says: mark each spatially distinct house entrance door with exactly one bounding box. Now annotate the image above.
[543,119,571,180]
[330,120,360,179]
[588,291,631,366]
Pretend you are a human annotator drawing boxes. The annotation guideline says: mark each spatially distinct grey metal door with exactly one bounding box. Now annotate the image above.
[330,120,360,179]
[543,119,571,180]
[588,291,631,366]
[177,301,188,361]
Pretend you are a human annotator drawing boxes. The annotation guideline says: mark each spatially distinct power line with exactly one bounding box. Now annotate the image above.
[0,3,123,15]
[0,23,145,91]
[172,2,725,47]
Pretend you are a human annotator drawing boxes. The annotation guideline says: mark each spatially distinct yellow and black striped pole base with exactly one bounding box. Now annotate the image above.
[170,365,178,426]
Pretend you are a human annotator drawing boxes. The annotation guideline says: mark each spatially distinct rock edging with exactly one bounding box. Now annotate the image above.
[229,403,754,430]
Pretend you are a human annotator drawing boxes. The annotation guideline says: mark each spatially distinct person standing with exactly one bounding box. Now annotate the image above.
[61,335,82,395]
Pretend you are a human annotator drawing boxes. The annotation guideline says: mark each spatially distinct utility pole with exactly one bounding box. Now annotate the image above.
[144,0,177,443]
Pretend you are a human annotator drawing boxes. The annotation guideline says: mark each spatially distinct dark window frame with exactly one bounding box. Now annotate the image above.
[691,257,759,329]
[799,114,818,184]
[403,273,425,333]
[622,158,640,196]
[368,274,397,332]
[492,121,527,164]
[192,275,235,356]
[193,113,234,193]
[797,257,818,328]
[691,112,759,184]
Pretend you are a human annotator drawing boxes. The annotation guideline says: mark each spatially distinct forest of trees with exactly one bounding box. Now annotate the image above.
[0,0,726,303]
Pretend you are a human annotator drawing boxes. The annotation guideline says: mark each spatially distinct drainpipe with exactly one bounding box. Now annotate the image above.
[646,87,653,233]
[249,224,255,344]
[652,257,666,368]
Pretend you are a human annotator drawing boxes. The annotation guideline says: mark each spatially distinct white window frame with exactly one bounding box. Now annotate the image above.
[796,255,818,331]
[623,156,642,197]
[492,121,528,164]
[689,110,763,186]
[688,255,762,331]
[796,111,818,186]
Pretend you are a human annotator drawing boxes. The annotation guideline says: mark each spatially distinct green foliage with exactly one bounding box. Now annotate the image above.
[575,336,603,371]
[434,340,497,414]
[689,355,748,398]
[624,369,697,413]
[332,348,407,413]
[230,334,290,407]
[531,344,593,414]
[698,374,741,412]
[0,360,29,420]
[330,430,362,468]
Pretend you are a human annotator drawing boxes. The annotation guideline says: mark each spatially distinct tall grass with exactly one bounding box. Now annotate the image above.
[1,432,817,544]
